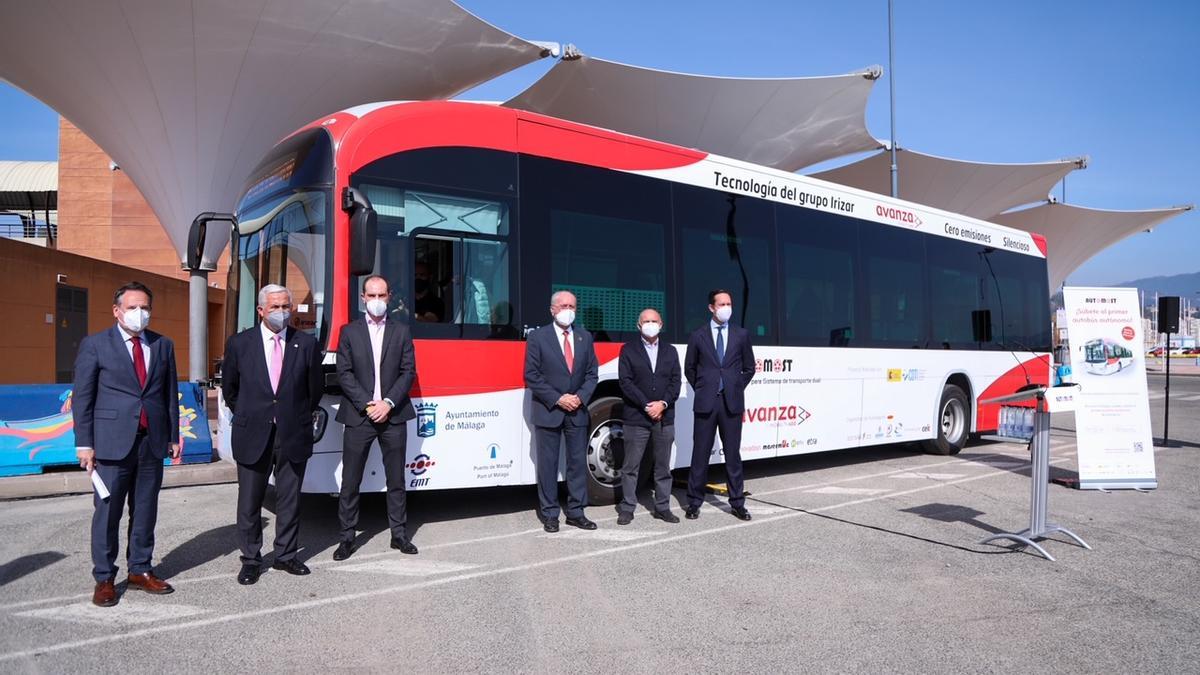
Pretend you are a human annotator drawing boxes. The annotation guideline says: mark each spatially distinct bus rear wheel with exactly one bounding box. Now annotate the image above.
[922,384,969,455]
[585,397,625,505]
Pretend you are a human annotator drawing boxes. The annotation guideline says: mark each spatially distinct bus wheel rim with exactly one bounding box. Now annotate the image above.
[941,398,965,444]
[587,420,623,486]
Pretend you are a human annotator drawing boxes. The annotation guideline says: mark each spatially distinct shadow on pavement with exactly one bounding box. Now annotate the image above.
[746,495,1022,556]
[0,551,68,586]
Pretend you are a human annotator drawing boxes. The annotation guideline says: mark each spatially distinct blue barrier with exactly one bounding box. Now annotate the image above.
[0,383,214,477]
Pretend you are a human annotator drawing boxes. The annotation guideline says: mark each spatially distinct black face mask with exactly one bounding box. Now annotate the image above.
[415,279,429,293]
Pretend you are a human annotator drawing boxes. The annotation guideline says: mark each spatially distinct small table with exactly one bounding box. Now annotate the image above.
[978,386,1090,562]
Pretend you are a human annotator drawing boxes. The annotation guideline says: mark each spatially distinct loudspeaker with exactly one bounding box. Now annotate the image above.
[1158,296,1180,334]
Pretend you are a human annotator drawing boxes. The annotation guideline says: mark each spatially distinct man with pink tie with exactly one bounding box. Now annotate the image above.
[221,284,324,585]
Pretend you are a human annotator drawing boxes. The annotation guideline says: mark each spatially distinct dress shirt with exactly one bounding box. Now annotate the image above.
[642,336,659,374]
[117,322,152,372]
[367,314,386,401]
[260,321,286,373]
[555,323,574,360]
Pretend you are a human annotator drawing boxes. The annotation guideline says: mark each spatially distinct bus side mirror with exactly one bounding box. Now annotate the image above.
[343,187,378,277]
[186,212,235,271]
[972,310,993,343]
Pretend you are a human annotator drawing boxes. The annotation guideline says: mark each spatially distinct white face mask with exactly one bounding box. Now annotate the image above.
[714,305,733,323]
[265,309,291,332]
[640,321,661,339]
[122,308,150,333]
[365,299,388,318]
[553,308,575,328]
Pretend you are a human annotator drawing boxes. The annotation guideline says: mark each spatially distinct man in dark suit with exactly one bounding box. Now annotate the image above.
[222,284,324,585]
[73,281,180,607]
[333,275,418,560]
[616,308,682,525]
[523,290,599,532]
[684,289,756,521]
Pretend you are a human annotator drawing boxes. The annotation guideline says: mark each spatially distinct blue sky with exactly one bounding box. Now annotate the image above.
[1,1,1195,285]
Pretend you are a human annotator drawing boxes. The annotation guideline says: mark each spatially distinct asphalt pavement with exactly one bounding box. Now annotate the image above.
[0,385,1196,673]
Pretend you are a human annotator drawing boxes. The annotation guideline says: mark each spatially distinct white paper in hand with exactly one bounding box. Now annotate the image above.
[91,470,110,500]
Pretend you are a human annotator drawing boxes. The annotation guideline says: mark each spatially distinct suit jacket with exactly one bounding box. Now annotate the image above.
[71,326,179,461]
[618,338,681,427]
[222,325,324,464]
[684,322,755,415]
[524,323,598,428]
[335,318,417,426]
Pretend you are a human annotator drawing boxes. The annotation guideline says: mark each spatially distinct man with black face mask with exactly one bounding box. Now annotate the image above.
[222,284,324,585]
[413,261,442,322]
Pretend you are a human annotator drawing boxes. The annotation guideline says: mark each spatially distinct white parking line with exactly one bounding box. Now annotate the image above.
[539,529,665,542]
[16,602,207,626]
[889,472,967,480]
[807,486,890,496]
[333,559,480,577]
[0,459,1064,663]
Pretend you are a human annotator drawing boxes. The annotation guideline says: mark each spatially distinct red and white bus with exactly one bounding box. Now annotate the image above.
[207,100,1051,500]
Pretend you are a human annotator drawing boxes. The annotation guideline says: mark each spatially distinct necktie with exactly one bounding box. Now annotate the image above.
[716,325,726,392]
[131,336,148,430]
[270,334,283,393]
[372,323,383,401]
[562,330,574,374]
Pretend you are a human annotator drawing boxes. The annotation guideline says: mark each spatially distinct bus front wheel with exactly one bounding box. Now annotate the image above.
[923,384,969,455]
[584,397,625,505]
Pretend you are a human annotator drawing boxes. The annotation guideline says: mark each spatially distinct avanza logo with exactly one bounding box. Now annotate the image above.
[743,404,811,426]
[876,204,923,227]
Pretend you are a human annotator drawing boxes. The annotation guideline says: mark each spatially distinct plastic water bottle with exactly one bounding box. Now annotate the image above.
[1022,408,1034,439]
[1000,407,1012,437]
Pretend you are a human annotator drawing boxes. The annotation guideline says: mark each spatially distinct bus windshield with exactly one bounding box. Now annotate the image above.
[228,128,333,343]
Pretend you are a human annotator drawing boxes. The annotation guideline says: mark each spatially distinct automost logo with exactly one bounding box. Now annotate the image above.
[756,357,794,373]
[406,453,437,487]
[743,403,811,426]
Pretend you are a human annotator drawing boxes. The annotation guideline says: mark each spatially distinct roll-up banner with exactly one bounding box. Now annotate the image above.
[1061,287,1157,490]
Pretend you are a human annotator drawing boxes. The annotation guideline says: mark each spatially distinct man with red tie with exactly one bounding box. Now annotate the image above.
[222,284,324,585]
[523,290,599,532]
[73,282,180,607]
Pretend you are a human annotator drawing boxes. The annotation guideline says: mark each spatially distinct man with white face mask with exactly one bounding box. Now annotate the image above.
[683,289,756,521]
[523,290,599,532]
[222,284,324,585]
[73,281,180,607]
[616,308,682,524]
[332,275,418,560]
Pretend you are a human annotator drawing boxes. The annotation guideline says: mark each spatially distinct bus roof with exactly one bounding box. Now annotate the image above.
[295,100,1048,259]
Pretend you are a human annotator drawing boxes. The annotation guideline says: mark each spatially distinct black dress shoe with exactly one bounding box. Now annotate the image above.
[617,511,633,525]
[543,519,560,533]
[652,510,680,524]
[332,541,355,561]
[731,506,752,521]
[565,516,597,530]
[390,538,419,555]
[271,559,311,576]
[684,507,700,520]
[237,564,261,586]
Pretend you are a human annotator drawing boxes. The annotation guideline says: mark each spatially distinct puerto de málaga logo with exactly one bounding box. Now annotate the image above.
[416,402,437,438]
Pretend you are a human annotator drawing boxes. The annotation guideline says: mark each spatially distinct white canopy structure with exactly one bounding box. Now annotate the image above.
[811,149,1087,221]
[0,0,548,268]
[0,161,57,214]
[504,55,883,172]
[991,202,1194,291]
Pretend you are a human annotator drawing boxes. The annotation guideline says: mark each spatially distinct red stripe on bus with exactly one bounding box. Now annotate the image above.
[408,339,625,398]
[1030,233,1048,257]
[975,355,1052,431]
